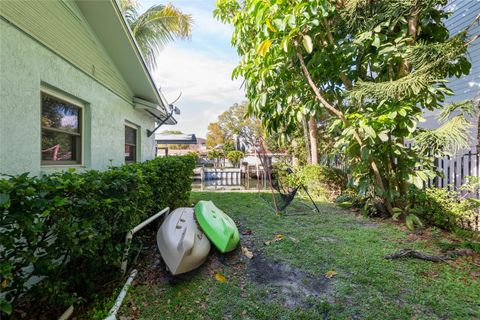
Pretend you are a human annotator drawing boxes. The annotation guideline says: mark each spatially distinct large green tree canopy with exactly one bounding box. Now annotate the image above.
[215,0,477,214]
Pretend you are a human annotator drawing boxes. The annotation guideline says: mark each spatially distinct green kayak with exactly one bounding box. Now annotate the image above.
[194,200,240,253]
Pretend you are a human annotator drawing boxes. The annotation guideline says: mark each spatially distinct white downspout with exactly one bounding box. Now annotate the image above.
[58,305,74,320]
[57,208,169,320]
[120,207,169,275]
[104,269,138,320]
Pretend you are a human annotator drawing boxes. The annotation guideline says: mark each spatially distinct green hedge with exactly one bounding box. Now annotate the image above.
[0,156,195,316]
[408,186,477,231]
[279,164,347,201]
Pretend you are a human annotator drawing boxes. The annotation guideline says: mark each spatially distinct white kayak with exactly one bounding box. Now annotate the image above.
[156,207,211,275]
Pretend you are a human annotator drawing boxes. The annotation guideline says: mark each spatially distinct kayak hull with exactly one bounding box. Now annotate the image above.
[194,200,240,253]
[157,207,211,275]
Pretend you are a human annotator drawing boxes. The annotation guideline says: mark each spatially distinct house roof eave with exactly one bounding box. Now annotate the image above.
[75,0,176,125]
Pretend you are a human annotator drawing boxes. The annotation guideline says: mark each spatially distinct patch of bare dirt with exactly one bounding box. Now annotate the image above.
[133,223,336,311]
[133,238,246,287]
[246,253,334,308]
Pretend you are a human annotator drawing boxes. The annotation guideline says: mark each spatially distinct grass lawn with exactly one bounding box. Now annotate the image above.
[118,192,479,319]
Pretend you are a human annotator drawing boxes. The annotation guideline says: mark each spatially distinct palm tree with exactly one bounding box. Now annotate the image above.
[119,0,193,70]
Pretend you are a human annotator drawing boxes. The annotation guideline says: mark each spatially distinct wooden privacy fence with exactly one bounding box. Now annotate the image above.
[326,149,480,230]
[431,150,479,231]
[429,150,479,195]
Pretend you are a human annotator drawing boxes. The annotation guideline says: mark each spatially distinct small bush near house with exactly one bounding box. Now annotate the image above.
[335,191,389,218]
[280,164,347,201]
[0,156,195,318]
[336,183,480,232]
[226,150,244,168]
[407,186,477,231]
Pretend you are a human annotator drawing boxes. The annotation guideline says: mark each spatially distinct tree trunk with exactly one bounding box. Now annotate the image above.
[291,141,299,166]
[308,116,319,164]
[302,116,312,164]
[296,49,394,216]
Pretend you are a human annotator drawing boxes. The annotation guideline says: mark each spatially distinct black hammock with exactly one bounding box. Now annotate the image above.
[257,139,319,214]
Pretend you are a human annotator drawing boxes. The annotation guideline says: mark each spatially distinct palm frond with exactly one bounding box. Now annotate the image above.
[118,0,139,25]
[414,115,472,157]
[130,4,193,70]
[439,99,479,122]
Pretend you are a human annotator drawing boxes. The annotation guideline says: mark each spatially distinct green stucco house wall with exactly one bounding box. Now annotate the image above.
[0,0,175,176]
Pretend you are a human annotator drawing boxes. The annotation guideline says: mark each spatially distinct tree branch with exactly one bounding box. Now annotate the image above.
[295,50,362,145]
[322,18,353,90]
[466,34,480,47]
[296,48,393,215]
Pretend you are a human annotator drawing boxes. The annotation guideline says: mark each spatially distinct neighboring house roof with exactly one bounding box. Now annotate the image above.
[0,0,175,125]
[155,133,197,144]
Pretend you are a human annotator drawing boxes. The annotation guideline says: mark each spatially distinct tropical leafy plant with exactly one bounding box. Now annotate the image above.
[119,0,193,69]
[414,116,472,158]
[226,150,245,167]
[214,0,477,215]
[407,185,477,231]
[392,205,423,231]
[207,148,224,169]
[222,142,236,154]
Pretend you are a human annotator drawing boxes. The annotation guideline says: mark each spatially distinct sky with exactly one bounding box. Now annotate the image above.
[139,0,245,138]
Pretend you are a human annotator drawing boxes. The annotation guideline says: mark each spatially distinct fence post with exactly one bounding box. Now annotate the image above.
[453,156,457,190]
[447,155,451,190]
[441,158,444,188]
[433,157,438,187]
[468,150,472,175]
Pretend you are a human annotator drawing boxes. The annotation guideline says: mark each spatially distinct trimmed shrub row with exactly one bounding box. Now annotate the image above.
[0,156,195,316]
[275,164,347,201]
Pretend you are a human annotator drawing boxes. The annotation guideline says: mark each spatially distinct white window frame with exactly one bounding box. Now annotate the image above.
[40,86,84,167]
[124,122,139,164]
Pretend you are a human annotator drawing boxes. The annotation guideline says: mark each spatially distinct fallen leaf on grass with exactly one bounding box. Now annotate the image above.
[289,236,300,243]
[325,270,337,278]
[215,272,227,283]
[264,234,286,246]
[275,234,285,240]
[242,246,254,259]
